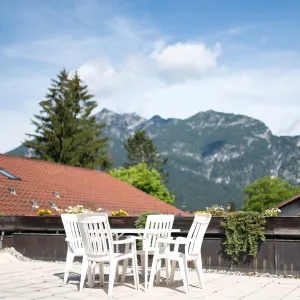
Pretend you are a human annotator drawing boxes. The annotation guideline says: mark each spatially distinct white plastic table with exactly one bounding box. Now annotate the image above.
[111,228,180,238]
[111,228,181,281]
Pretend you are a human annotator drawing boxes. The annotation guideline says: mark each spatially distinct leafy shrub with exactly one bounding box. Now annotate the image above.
[37,209,52,216]
[111,209,129,216]
[221,212,266,264]
[263,208,280,217]
[0,212,4,216]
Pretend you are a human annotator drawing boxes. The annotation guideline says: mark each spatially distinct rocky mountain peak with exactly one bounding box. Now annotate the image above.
[186,109,269,133]
[6,108,300,212]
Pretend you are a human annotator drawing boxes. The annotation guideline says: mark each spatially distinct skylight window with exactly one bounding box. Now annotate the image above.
[49,202,57,208]
[53,192,60,198]
[0,168,21,180]
[31,201,39,208]
[9,187,16,194]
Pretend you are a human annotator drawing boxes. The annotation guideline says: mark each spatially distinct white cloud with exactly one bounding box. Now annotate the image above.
[78,57,136,94]
[150,42,221,80]
[77,45,300,136]
[2,5,300,153]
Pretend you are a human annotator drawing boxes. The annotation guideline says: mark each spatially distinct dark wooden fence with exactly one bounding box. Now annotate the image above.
[1,216,300,275]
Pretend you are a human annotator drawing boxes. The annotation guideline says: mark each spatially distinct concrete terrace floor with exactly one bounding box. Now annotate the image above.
[1,254,300,300]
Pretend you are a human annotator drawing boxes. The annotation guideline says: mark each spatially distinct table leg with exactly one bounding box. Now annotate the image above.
[115,233,119,282]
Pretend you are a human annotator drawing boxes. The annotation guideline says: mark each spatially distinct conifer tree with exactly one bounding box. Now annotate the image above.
[124,130,169,182]
[25,69,112,169]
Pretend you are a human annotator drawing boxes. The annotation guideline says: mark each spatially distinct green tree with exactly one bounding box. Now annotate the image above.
[124,130,169,181]
[24,69,112,169]
[108,163,175,204]
[242,176,300,212]
[228,201,237,212]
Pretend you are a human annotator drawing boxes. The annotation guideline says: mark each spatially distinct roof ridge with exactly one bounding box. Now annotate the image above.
[0,153,108,174]
[274,193,300,209]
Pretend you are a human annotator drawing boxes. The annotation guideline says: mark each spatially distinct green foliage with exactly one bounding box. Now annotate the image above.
[135,212,160,249]
[124,130,169,182]
[228,201,237,212]
[0,212,4,216]
[221,212,266,264]
[24,69,112,169]
[242,176,300,212]
[108,163,175,204]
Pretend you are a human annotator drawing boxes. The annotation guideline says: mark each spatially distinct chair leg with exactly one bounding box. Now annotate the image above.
[92,264,96,286]
[100,262,105,287]
[178,258,189,294]
[108,260,117,297]
[144,251,148,291]
[132,246,140,290]
[166,259,170,286]
[170,260,176,285]
[148,254,158,292]
[121,243,130,283]
[87,264,94,288]
[64,249,75,284]
[80,256,89,292]
[156,258,161,285]
[194,257,204,289]
[140,254,145,278]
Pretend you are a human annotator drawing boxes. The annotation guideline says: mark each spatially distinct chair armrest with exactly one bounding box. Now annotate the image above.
[113,237,137,245]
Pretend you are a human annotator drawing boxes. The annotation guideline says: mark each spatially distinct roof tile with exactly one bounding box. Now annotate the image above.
[0,154,183,216]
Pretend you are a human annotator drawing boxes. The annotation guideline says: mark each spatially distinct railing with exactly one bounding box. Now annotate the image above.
[1,216,300,275]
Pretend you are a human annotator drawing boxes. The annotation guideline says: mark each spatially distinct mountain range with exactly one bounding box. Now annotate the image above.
[6,109,300,212]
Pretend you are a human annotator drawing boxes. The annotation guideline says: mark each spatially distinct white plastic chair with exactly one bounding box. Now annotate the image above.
[61,214,84,284]
[148,214,211,294]
[122,214,174,291]
[61,213,105,285]
[77,213,139,297]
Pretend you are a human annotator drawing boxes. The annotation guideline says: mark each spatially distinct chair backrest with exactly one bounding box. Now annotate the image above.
[143,214,175,251]
[77,213,114,258]
[186,214,211,255]
[61,214,83,253]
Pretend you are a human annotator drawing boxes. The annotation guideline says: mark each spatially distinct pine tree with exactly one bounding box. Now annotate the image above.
[124,130,169,182]
[24,69,113,169]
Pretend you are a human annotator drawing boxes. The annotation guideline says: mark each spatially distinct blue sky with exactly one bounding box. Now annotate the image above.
[1,0,300,152]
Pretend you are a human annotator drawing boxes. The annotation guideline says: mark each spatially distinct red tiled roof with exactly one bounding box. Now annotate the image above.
[274,194,300,209]
[0,154,182,216]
